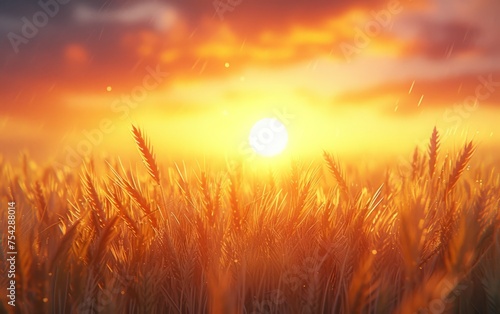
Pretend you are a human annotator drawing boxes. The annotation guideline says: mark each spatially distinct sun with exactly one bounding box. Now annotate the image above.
[249,118,288,157]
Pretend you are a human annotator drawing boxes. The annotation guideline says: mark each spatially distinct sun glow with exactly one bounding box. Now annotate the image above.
[249,118,288,157]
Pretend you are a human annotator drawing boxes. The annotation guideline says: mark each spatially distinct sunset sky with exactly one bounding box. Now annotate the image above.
[1,0,499,167]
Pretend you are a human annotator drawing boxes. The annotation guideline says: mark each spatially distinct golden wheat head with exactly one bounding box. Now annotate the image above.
[131,125,161,185]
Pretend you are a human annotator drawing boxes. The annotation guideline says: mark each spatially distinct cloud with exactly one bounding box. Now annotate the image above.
[333,71,500,116]
[74,2,178,31]
[1,0,500,123]
[404,20,482,59]
[211,0,391,34]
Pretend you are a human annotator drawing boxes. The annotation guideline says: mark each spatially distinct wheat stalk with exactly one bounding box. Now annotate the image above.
[200,171,217,227]
[229,174,241,233]
[290,161,300,199]
[131,125,161,185]
[411,147,420,181]
[106,185,140,237]
[175,162,194,208]
[108,163,159,229]
[347,253,376,313]
[49,219,81,270]
[213,177,222,221]
[34,181,47,222]
[82,172,106,229]
[89,215,119,266]
[428,126,440,178]
[323,151,349,200]
[445,141,475,195]
[295,179,311,216]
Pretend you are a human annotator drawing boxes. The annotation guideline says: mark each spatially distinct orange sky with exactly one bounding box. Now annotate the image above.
[0,0,499,167]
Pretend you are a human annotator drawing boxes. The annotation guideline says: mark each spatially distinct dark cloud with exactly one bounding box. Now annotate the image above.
[406,20,482,59]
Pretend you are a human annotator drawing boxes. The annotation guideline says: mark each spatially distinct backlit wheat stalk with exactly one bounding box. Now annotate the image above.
[445,141,475,195]
[323,150,350,200]
[132,125,161,185]
[428,126,440,178]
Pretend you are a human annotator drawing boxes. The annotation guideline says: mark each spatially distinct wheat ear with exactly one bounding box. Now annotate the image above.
[89,215,119,266]
[34,181,47,222]
[131,125,161,185]
[323,151,349,199]
[107,185,140,237]
[229,175,241,233]
[49,219,81,270]
[428,126,440,178]
[200,171,216,227]
[108,164,159,229]
[445,141,475,195]
[82,172,106,229]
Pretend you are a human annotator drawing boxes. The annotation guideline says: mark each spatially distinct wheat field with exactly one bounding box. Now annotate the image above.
[1,126,499,313]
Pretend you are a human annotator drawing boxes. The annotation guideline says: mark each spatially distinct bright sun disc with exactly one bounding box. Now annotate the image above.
[249,118,288,157]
